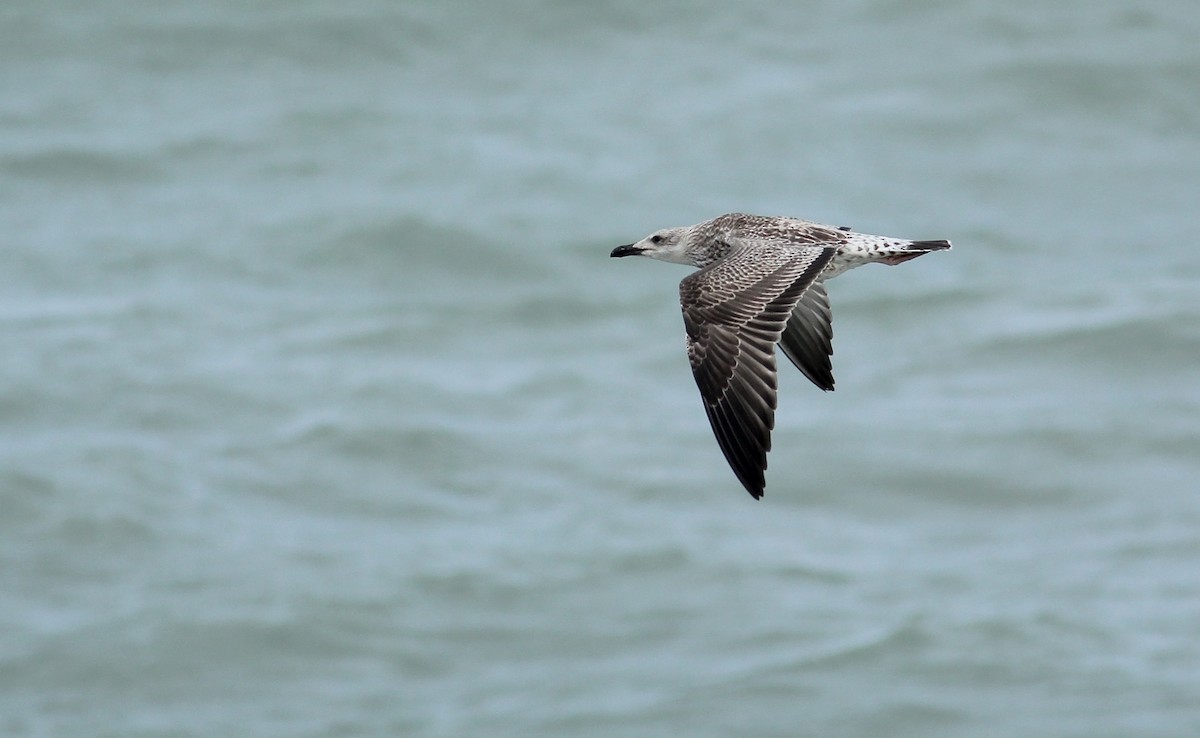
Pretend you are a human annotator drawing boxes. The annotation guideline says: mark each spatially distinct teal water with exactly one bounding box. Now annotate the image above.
[3,2,1200,736]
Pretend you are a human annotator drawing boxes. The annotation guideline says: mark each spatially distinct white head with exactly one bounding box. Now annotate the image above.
[610,226,696,266]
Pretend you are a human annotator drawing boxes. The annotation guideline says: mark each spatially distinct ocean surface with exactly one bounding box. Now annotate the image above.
[3,2,1199,736]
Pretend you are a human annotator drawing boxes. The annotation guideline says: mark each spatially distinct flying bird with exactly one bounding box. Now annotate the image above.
[611,212,950,499]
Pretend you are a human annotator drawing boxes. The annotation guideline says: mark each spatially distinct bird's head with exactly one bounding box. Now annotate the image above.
[610,227,694,266]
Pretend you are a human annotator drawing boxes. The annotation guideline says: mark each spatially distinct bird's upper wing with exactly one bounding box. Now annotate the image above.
[778,281,835,391]
[679,240,836,498]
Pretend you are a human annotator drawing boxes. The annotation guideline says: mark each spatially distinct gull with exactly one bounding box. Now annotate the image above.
[611,212,951,499]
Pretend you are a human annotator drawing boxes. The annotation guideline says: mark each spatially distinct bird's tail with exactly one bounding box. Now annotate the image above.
[879,239,952,265]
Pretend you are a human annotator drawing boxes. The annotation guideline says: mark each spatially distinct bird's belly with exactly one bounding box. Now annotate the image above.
[822,251,874,279]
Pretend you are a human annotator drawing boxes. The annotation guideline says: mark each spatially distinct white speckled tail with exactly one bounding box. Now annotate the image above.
[823,234,951,279]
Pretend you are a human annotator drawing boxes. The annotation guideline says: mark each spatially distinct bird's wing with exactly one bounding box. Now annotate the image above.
[778,281,835,391]
[679,241,836,498]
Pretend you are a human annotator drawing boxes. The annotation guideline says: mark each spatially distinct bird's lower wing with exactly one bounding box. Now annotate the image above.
[680,243,836,498]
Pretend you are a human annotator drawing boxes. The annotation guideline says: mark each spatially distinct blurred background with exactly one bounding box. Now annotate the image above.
[3,1,1198,736]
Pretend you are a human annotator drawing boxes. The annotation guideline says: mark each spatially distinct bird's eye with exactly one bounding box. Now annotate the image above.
[650,234,663,244]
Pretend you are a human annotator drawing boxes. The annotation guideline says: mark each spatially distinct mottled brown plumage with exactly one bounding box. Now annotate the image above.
[612,213,951,498]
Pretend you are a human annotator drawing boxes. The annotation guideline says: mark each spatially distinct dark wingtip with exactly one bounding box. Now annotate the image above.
[610,244,643,258]
[737,469,766,499]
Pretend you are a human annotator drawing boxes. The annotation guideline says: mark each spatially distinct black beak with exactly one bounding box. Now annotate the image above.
[610,243,643,258]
